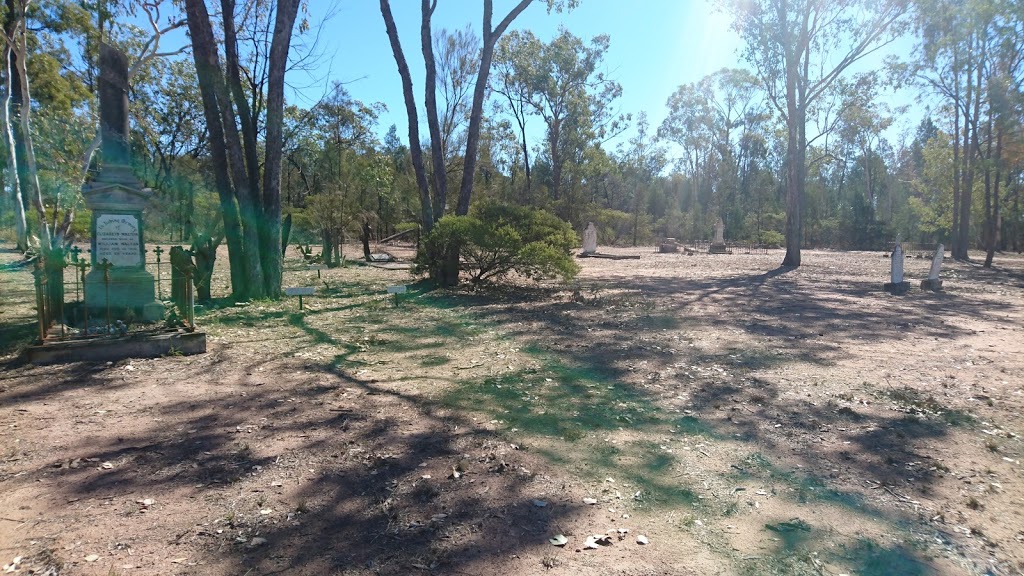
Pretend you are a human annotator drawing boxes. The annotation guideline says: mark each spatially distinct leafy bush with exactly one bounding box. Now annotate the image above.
[757,230,785,248]
[421,203,579,284]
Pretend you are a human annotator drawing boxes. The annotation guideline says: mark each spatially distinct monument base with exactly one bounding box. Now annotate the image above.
[24,330,205,365]
[919,278,943,292]
[883,281,911,295]
[659,243,679,253]
[85,267,163,322]
[709,243,731,254]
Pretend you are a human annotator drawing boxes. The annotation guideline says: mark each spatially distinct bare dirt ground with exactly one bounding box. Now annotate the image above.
[1,243,1023,576]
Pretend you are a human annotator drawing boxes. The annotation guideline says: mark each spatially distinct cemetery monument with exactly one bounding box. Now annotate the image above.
[582,222,598,254]
[883,242,911,295]
[82,44,163,322]
[709,217,729,254]
[920,244,944,291]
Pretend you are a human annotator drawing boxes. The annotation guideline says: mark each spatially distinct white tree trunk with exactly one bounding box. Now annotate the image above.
[0,42,26,251]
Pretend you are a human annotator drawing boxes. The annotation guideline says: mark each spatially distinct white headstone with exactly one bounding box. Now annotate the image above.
[713,217,725,245]
[891,243,904,283]
[928,244,944,280]
[582,222,598,254]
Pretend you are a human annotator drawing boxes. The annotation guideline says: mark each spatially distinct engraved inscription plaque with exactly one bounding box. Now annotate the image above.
[95,213,142,267]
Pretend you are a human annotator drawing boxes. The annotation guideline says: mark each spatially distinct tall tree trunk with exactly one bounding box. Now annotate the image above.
[3,0,30,243]
[260,0,300,298]
[380,0,434,234]
[204,3,264,297]
[420,0,448,221]
[455,0,532,216]
[955,35,977,261]
[984,127,1002,268]
[184,0,246,298]
[0,40,26,251]
[11,11,49,248]
[951,51,962,256]
[549,120,562,201]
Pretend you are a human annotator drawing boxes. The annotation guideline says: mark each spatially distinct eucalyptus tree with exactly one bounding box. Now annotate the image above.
[491,29,538,198]
[184,0,301,299]
[621,112,666,245]
[0,0,184,252]
[379,0,575,285]
[525,29,626,208]
[434,26,480,176]
[726,0,910,266]
[915,0,1024,263]
[661,68,769,237]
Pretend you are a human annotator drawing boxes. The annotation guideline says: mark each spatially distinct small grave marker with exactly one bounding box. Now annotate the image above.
[883,242,911,295]
[920,244,944,291]
[581,222,598,255]
[285,286,315,310]
[308,264,326,278]
[387,284,407,307]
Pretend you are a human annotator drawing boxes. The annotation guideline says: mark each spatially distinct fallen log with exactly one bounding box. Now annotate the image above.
[577,252,642,260]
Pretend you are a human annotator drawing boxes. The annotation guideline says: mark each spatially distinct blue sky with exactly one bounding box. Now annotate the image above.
[145,1,922,156]
[287,0,925,154]
[289,0,749,149]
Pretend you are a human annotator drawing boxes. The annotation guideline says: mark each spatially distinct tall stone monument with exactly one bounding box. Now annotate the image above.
[709,217,729,254]
[920,243,944,291]
[83,44,163,322]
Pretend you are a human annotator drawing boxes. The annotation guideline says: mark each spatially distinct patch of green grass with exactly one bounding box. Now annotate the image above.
[731,452,867,512]
[443,359,656,440]
[839,539,930,576]
[675,415,718,438]
[883,387,976,426]
[0,320,37,355]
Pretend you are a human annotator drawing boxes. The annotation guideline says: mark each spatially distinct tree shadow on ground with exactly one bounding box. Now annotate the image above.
[21,361,585,575]
[3,262,992,574]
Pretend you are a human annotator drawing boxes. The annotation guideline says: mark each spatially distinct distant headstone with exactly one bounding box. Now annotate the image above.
[709,217,729,254]
[883,243,911,295]
[582,222,598,254]
[920,243,944,291]
[659,237,679,253]
[83,43,162,321]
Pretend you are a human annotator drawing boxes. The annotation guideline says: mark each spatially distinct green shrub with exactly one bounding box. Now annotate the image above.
[421,203,579,284]
[758,230,785,248]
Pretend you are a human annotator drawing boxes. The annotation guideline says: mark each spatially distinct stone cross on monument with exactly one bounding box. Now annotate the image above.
[82,43,163,322]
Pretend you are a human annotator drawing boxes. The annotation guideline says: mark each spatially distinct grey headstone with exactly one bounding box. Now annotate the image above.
[928,244,944,280]
[582,222,598,254]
